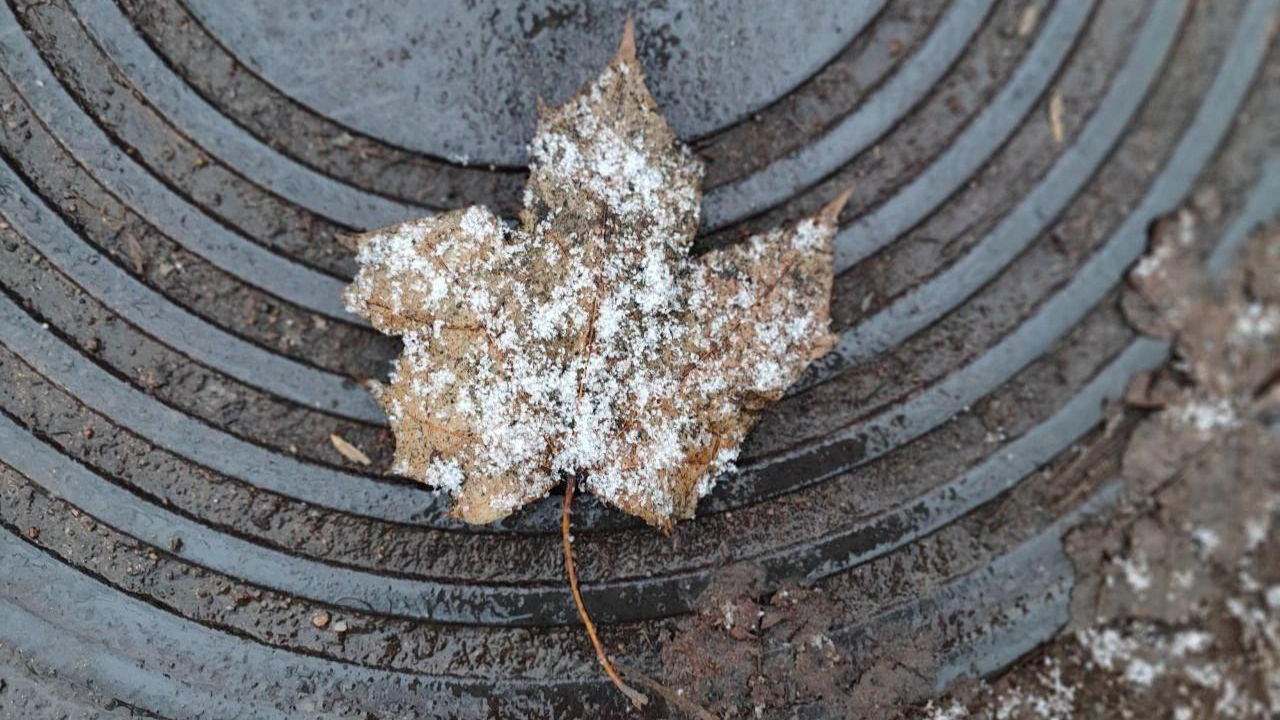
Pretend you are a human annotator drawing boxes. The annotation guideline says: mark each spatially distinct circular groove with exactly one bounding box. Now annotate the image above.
[829,0,1095,273]
[3,0,1277,715]
[700,0,996,229]
[69,0,427,230]
[0,3,357,322]
[0,0,1271,531]
[0,284,1136,580]
[799,0,1186,386]
[0,0,1152,497]
[0,0,1228,527]
[0,321,1157,625]
[0,67,396,376]
[0,471,1125,717]
[175,0,887,167]
[0,157,383,422]
[0,0,1132,422]
[741,0,1273,498]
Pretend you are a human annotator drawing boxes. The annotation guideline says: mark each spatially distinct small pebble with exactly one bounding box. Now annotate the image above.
[311,610,331,629]
[332,619,349,633]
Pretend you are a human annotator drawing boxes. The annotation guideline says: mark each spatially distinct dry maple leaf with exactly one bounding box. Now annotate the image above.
[344,24,844,530]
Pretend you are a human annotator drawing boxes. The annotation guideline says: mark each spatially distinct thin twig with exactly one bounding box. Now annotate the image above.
[562,476,649,709]
[615,661,719,720]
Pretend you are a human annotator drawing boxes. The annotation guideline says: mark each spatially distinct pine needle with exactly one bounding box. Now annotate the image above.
[329,433,371,465]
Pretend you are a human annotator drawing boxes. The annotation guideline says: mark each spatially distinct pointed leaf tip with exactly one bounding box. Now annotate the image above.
[615,15,637,63]
[817,187,855,226]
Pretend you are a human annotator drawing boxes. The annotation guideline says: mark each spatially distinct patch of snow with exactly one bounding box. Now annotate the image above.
[919,701,967,720]
[1119,553,1152,592]
[1191,527,1222,556]
[1123,658,1162,686]
[1173,400,1240,433]
[425,458,466,495]
[1234,302,1278,338]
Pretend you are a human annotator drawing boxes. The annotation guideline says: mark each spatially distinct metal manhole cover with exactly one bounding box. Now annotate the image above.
[0,0,1276,717]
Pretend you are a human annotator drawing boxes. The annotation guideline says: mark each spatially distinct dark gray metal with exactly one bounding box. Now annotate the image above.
[182,0,882,166]
[2,0,1278,716]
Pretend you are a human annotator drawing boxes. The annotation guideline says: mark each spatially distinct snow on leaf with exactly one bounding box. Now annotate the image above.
[343,32,844,528]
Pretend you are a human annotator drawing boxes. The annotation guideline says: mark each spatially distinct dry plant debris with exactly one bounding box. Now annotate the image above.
[343,21,844,530]
[906,217,1280,720]
[328,433,371,466]
[1048,92,1066,144]
[1120,210,1279,491]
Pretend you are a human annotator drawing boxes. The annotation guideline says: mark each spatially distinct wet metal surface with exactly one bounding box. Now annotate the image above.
[1,0,1278,717]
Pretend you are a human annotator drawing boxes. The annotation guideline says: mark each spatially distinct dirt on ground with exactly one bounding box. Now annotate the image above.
[658,217,1280,720]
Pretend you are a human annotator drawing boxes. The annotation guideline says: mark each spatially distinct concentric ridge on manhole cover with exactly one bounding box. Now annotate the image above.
[1,0,1277,717]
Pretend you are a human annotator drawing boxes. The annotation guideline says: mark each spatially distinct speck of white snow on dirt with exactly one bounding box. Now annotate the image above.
[1173,400,1240,433]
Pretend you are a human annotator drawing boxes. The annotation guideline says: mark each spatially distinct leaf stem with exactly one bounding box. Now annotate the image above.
[614,661,718,720]
[561,475,649,710]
